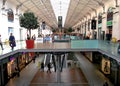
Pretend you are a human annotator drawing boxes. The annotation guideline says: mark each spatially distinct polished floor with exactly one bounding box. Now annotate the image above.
[30,68,88,86]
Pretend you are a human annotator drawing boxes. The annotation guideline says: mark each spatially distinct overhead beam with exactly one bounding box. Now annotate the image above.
[115,0,119,7]
[16,3,23,15]
[2,0,7,9]
[96,1,105,13]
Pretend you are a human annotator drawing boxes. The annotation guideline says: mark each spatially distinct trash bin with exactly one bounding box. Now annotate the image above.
[112,37,117,43]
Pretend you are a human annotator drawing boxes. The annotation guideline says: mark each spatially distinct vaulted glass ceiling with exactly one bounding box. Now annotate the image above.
[9,0,110,29]
[50,0,70,28]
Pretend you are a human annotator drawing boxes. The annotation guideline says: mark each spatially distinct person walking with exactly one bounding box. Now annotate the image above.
[32,34,36,40]
[0,34,4,50]
[41,62,44,71]
[9,33,16,50]
[47,62,51,73]
[38,61,41,70]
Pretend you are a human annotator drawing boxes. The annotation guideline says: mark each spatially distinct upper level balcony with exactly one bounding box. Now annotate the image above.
[0,36,120,63]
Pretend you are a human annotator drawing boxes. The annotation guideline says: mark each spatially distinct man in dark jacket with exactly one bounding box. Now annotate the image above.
[9,33,16,50]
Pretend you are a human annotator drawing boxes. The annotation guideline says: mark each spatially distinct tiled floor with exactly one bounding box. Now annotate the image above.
[30,68,88,85]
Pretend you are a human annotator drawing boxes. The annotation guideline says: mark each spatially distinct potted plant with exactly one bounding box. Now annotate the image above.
[19,12,39,49]
[68,27,74,34]
[67,27,75,40]
[52,29,56,34]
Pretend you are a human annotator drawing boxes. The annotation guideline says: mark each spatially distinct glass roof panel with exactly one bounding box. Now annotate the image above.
[9,0,110,29]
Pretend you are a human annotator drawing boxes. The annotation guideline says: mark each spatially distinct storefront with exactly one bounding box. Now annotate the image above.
[19,52,26,70]
[7,56,17,78]
[25,52,33,64]
[18,52,35,68]
[0,60,2,86]
[0,52,36,86]
[101,57,110,74]
[90,52,120,86]
[92,52,102,64]
[1,57,9,86]
[28,52,35,62]
[101,54,120,86]
[109,58,119,86]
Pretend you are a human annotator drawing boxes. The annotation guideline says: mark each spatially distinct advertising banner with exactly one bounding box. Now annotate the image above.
[101,58,110,74]
[58,16,62,28]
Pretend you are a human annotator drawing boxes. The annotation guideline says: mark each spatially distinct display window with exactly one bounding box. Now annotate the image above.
[101,58,110,74]
[19,54,26,70]
[0,65,2,86]
[7,57,17,78]
[28,52,35,61]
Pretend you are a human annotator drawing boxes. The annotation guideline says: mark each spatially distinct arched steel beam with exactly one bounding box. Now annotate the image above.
[92,0,105,13]
[1,0,7,10]
[115,0,119,7]
[16,3,23,15]
[95,1,105,13]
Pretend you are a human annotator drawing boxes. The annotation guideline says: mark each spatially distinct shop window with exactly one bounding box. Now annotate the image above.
[8,27,14,35]
[7,8,14,22]
[101,58,110,74]
[7,56,17,78]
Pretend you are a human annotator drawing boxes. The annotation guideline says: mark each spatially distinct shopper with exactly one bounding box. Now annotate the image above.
[0,34,4,50]
[47,63,51,73]
[15,67,20,77]
[41,62,44,71]
[32,34,36,40]
[9,33,16,50]
[38,61,41,70]
[27,34,30,40]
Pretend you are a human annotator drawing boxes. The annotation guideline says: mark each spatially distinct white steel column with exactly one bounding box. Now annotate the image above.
[102,13,107,32]
[56,54,61,83]
[112,7,120,41]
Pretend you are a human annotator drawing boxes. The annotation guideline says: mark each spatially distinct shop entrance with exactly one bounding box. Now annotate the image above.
[3,63,8,86]
[0,65,2,86]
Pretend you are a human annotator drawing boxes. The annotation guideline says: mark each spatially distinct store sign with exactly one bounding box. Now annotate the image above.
[98,23,102,28]
[107,21,112,26]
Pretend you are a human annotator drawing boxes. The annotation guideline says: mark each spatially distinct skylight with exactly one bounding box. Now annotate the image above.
[50,0,70,27]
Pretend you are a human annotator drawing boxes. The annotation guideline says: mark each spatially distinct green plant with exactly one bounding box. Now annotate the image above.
[68,27,74,33]
[19,12,39,39]
[52,29,56,33]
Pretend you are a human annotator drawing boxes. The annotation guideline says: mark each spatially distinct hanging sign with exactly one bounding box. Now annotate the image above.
[58,16,62,28]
